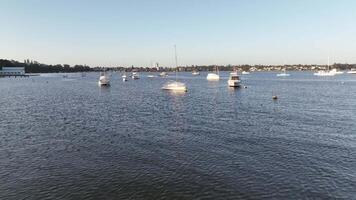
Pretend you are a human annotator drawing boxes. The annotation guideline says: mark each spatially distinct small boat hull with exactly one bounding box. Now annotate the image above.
[314,71,335,76]
[276,73,290,77]
[159,72,168,77]
[98,74,110,86]
[98,80,110,86]
[207,73,220,80]
[228,80,240,87]
[162,81,187,92]
[131,72,139,79]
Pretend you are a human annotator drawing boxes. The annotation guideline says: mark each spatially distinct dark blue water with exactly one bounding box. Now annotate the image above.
[1,72,355,199]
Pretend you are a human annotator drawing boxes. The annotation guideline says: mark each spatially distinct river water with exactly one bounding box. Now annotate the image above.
[0,72,355,199]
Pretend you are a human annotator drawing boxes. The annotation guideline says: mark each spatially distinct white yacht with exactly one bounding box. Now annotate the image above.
[131,72,139,79]
[242,71,250,75]
[162,45,187,92]
[207,66,220,81]
[98,72,110,86]
[147,74,156,78]
[277,69,290,77]
[228,72,241,87]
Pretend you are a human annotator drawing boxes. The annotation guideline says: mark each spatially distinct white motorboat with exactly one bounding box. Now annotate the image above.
[330,69,344,75]
[277,69,290,77]
[162,45,187,92]
[314,70,335,76]
[242,71,250,75]
[159,72,168,77]
[147,74,156,78]
[192,71,200,75]
[131,72,139,79]
[347,69,356,74]
[228,73,241,87]
[277,73,290,77]
[230,71,238,76]
[98,72,110,86]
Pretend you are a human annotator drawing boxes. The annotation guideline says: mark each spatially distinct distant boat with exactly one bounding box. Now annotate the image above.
[314,70,335,76]
[207,73,219,80]
[347,69,356,74]
[131,72,139,79]
[192,70,200,75]
[277,69,290,77]
[242,71,250,75]
[147,74,156,78]
[159,72,168,77]
[162,45,187,92]
[122,74,128,82]
[330,69,344,75]
[230,71,238,76]
[162,81,187,92]
[314,57,336,77]
[207,66,220,81]
[98,72,110,86]
[228,72,241,87]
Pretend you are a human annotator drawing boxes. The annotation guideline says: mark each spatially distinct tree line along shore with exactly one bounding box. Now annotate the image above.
[1,59,355,73]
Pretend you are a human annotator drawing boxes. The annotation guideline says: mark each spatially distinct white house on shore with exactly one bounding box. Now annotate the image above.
[0,67,25,76]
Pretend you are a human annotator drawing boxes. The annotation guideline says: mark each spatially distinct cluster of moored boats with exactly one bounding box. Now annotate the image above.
[98,68,244,91]
[314,68,352,76]
[205,66,242,87]
[313,57,355,76]
[98,72,140,85]
[98,67,356,91]
[98,49,355,91]
[98,45,245,91]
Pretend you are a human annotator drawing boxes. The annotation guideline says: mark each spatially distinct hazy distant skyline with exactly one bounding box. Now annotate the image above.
[1,0,356,67]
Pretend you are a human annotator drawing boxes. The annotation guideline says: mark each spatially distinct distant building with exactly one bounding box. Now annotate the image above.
[0,67,25,75]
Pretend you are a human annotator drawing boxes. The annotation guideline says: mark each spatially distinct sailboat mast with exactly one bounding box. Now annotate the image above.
[174,45,178,81]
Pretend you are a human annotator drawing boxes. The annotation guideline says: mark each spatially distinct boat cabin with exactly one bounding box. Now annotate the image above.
[230,75,240,80]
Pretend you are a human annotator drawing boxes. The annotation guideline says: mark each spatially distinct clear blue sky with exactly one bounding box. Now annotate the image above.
[1,0,355,67]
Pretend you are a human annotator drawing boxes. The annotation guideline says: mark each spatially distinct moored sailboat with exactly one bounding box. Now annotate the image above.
[162,45,187,92]
[98,72,110,86]
[207,66,220,80]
